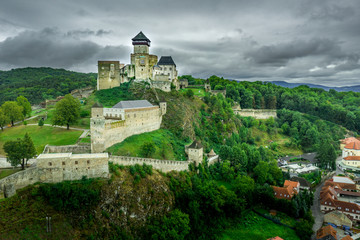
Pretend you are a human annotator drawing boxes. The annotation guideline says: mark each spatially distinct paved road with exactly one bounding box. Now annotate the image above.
[311,180,325,237]
[27,123,88,131]
[2,115,39,130]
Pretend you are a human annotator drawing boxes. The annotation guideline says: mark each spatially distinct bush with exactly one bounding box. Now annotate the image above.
[38,118,44,126]
[23,121,27,126]
[185,89,194,98]
[80,109,90,118]
[37,177,102,211]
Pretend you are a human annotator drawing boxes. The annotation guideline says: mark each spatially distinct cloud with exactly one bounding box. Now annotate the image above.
[66,29,112,38]
[0,28,128,72]
[244,38,344,66]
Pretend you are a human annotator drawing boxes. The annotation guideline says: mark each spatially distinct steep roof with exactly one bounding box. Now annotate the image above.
[284,180,299,189]
[344,156,360,161]
[344,141,360,150]
[208,149,217,156]
[92,102,103,108]
[341,236,353,240]
[132,31,150,42]
[290,176,311,188]
[316,225,337,240]
[158,56,176,66]
[112,100,153,109]
[272,186,293,200]
[188,140,203,149]
[340,137,360,145]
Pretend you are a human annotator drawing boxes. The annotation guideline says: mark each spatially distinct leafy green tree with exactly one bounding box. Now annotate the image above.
[141,142,156,158]
[317,139,337,170]
[0,107,9,130]
[2,101,23,126]
[148,209,190,240]
[3,134,37,170]
[234,175,255,203]
[253,161,269,185]
[295,219,313,240]
[38,118,44,126]
[23,133,36,166]
[185,89,194,98]
[16,96,32,117]
[52,94,80,130]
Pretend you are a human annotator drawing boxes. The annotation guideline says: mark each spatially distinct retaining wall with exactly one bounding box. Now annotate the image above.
[234,109,277,119]
[110,156,189,172]
[44,144,91,154]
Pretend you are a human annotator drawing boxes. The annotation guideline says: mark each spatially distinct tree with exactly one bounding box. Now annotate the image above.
[16,96,32,117]
[185,89,194,98]
[52,94,80,130]
[317,139,337,170]
[295,219,313,240]
[148,209,190,240]
[2,101,23,126]
[3,134,37,170]
[141,142,156,158]
[0,107,9,130]
[253,161,269,185]
[23,133,36,166]
[234,175,255,203]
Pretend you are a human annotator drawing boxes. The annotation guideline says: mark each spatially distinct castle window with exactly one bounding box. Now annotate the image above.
[75,161,78,165]
[88,167,90,169]
[87,160,90,164]
[169,67,172,70]
[62,162,65,166]
[48,162,52,166]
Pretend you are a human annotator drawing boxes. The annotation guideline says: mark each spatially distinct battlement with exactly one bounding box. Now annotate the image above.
[110,156,189,172]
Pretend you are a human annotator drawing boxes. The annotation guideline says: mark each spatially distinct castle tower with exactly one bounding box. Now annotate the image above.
[90,102,105,153]
[130,32,158,80]
[159,102,167,115]
[97,61,121,90]
[185,141,204,166]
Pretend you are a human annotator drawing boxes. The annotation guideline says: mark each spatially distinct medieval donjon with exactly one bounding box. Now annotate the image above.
[97,31,179,92]
[91,100,166,153]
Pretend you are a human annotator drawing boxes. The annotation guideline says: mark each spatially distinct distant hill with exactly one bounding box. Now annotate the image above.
[0,67,97,105]
[268,80,360,92]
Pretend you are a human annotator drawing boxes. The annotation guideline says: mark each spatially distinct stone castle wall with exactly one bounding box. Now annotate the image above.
[234,109,277,119]
[91,106,164,153]
[110,156,189,172]
[97,61,121,90]
[43,144,91,154]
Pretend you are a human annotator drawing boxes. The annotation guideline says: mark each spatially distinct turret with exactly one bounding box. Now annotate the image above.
[132,31,150,54]
[91,102,103,118]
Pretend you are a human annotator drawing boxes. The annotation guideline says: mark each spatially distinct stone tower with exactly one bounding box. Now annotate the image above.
[97,61,121,90]
[90,103,106,153]
[130,31,158,80]
[185,141,204,166]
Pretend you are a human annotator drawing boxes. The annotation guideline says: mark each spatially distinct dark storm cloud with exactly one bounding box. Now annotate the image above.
[0,0,360,86]
[0,28,128,71]
[66,29,112,38]
[244,38,343,66]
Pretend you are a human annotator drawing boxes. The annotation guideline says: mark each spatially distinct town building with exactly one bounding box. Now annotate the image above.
[272,180,299,200]
[290,176,311,191]
[316,225,337,240]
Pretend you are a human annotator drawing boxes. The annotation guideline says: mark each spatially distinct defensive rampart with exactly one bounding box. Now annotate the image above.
[110,156,189,172]
[234,109,277,119]
[43,144,91,154]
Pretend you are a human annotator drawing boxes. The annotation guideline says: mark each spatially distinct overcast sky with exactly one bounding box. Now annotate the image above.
[0,0,360,86]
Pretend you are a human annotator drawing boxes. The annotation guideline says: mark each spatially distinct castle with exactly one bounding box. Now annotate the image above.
[91,100,166,153]
[97,31,179,92]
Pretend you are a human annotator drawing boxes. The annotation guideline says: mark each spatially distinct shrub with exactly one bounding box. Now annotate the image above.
[38,118,44,126]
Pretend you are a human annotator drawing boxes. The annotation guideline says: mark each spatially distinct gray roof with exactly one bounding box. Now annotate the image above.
[112,100,153,109]
[158,56,176,67]
[92,102,103,108]
[132,31,150,42]
[188,140,203,149]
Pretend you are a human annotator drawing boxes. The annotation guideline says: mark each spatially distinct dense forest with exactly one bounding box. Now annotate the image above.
[0,67,96,105]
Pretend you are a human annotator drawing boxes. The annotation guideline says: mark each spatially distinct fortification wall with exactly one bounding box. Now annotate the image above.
[110,156,189,172]
[97,61,121,90]
[91,107,163,152]
[0,167,40,193]
[150,80,171,92]
[44,144,91,154]
[234,109,277,119]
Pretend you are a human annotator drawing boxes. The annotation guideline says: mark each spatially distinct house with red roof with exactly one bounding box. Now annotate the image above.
[272,180,299,200]
[340,137,360,150]
[316,225,337,240]
[320,179,360,222]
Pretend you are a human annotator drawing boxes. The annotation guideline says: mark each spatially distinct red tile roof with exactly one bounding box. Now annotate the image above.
[272,186,293,199]
[316,225,337,239]
[344,156,360,161]
[284,180,299,189]
[341,137,360,145]
[344,141,360,150]
[341,236,353,240]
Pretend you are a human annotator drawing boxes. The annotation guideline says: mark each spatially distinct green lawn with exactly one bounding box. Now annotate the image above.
[0,125,82,155]
[107,129,188,160]
[221,211,300,240]
[0,168,22,180]
[180,88,206,97]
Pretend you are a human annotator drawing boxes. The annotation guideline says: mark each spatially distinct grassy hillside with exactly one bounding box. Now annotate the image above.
[107,129,189,160]
[221,211,300,240]
[0,67,96,105]
[0,125,82,155]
